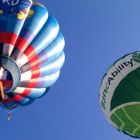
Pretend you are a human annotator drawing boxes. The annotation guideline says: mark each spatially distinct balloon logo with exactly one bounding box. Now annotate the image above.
[0,0,65,111]
[17,8,29,20]
[12,0,32,20]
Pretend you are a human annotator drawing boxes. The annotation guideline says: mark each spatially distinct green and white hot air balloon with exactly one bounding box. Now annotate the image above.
[99,51,140,138]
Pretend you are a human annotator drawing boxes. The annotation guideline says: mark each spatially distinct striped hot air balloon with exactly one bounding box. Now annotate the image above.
[0,0,65,110]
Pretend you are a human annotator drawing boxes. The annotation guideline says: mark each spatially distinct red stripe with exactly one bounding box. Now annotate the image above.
[26,79,38,88]
[29,55,41,69]
[0,32,17,45]
[31,67,40,79]
[12,94,23,102]
[24,46,36,60]
[15,37,29,52]
[20,88,31,97]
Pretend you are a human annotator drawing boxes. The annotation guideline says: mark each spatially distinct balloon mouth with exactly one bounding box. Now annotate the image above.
[0,67,13,92]
[0,56,20,94]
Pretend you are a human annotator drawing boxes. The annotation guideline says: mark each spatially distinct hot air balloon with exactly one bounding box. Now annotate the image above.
[0,0,65,112]
[99,52,140,138]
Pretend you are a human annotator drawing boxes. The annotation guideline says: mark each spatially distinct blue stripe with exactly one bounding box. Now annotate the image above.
[31,16,59,54]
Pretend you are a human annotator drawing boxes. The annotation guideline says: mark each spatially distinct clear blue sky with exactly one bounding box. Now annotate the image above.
[1,0,140,140]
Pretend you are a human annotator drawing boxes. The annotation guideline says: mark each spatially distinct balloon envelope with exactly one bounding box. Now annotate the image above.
[100,52,140,138]
[0,0,65,110]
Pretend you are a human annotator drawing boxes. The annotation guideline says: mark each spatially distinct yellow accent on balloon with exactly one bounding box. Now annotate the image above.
[27,10,34,18]
[17,11,27,20]
[0,10,3,15]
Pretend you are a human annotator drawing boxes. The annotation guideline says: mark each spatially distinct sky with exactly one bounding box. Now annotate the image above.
[1,0,140,140]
